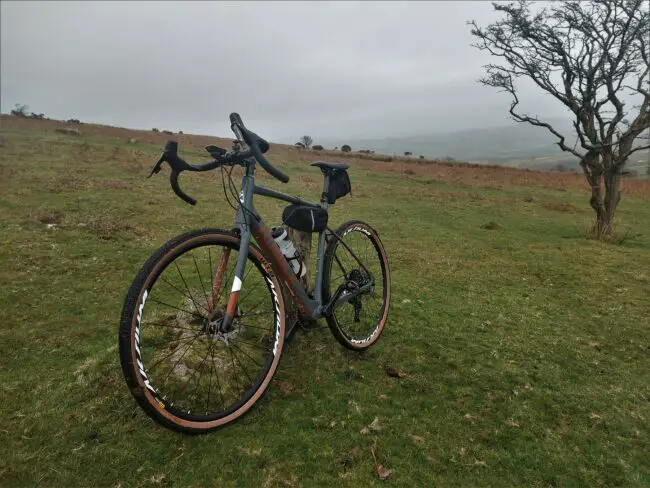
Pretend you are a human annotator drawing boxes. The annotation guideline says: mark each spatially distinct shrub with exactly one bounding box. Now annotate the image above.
[404,151,412,156]
[152,128,160,132]
[163,130,173,135]
[419,155,425,159]
[11,104,29,117]
[67,118,81,124]
[341,144,351,152]
[312,145,324,150]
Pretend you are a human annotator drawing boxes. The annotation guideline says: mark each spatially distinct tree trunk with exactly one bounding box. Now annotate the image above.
[602,170,622,236]
[581,152,623,239]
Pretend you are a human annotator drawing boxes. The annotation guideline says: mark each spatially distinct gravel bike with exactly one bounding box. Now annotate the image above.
[119,113,391,433]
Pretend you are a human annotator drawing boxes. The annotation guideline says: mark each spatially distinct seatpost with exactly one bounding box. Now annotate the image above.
[321,173,330,210]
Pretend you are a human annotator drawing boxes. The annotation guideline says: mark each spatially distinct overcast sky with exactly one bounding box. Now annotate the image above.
[1,1,569,142]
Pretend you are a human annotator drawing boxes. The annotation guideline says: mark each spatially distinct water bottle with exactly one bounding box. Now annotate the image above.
[271,227,306,278]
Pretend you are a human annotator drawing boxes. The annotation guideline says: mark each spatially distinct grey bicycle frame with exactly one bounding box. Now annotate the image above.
[220,159,372,332]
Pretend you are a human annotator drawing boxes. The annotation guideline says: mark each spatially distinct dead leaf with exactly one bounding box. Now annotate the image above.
[376,464,393,481]
[410,435,425,445]
[463,413,478,422]
[150,473,165,484]
[360,426,370,435]
[505,419,520,428]
[349,400,362,414]
[384,365,407,378]
[589,413,602,420]
[368,417,382,432]
[378,394,389,401]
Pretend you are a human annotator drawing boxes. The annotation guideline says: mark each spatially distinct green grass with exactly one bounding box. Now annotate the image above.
[1,125,649,487]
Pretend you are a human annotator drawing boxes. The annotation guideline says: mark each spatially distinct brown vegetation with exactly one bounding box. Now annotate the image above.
[3,114,649,199]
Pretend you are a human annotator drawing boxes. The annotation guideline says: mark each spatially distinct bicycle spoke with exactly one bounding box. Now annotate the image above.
[158,276,208,314]
[231,338,270,351]
[146,332,202,372]
[175,344,212,400]
[161,333,202,386]
[192,251,209,307]
[238,309,274,318]
[147,297,205,320]
[231,342,264,368]
[241,295,271,317]
[142,321,201,333]
[237,322,273,332]
[227,344,242,396]
[174,260,204,314]
[229,344,254,386]
[209,344,226,410]
[206,343,214,412]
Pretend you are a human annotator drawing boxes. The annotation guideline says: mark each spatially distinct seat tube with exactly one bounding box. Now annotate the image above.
[314,174,330,304]
[222,166,255,332]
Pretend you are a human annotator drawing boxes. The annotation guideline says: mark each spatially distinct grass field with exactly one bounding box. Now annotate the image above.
[1,116,649,487]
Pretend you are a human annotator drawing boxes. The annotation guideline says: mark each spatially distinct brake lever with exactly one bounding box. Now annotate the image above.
[147,153,166,178]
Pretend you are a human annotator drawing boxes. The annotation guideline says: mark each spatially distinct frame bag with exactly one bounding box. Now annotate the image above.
[282,204,328,233]
[282,204,327,232]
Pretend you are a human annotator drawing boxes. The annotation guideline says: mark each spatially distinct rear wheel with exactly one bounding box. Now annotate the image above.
[119,229,285,433]
[323,221,390,350]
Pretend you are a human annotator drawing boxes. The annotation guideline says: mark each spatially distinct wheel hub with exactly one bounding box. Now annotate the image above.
[202,309,243,344]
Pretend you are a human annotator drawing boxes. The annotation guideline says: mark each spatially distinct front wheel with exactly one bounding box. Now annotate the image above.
[323,221,391,350]
[118,229,285,433]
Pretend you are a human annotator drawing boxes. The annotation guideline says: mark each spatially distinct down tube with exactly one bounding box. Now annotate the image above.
[250,218,319,317]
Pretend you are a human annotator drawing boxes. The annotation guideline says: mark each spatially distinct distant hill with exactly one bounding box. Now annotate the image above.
[319,119,577,163]
[318,120,649,177]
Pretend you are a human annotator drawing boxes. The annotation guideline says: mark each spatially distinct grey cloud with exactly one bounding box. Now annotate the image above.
[1,1,568,141]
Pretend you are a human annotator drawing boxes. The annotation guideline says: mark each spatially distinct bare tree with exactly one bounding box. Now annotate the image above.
[296,135,313,149]
[470,0,650,237]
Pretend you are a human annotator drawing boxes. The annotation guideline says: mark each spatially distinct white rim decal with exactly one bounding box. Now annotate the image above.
[265,276,282,356]
[135,290,157,394]
[343,226,371,237]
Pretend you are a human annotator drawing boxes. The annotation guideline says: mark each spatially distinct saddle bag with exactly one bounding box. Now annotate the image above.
[327,169,352,204]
